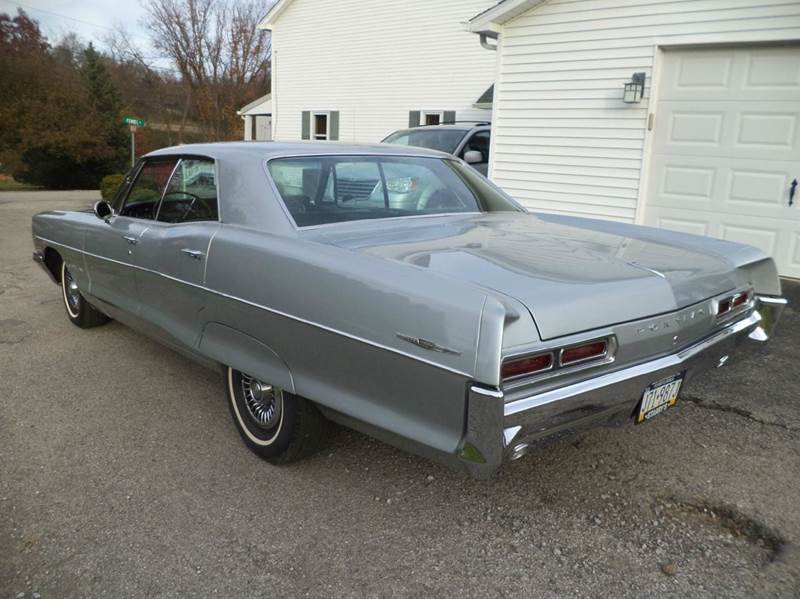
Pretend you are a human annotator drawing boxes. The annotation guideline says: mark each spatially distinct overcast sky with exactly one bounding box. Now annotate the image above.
[0,0,171,68]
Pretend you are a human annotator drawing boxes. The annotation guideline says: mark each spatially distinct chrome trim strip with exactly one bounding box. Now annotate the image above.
[202,225,220,285]
[471,386,504,400]
[154,159,183,222]
[35,235,472,378]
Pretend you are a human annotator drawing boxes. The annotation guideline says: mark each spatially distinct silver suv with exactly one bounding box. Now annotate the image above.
[382,123,491,176]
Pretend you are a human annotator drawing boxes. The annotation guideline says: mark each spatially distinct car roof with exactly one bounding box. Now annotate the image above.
[144,141,454,161]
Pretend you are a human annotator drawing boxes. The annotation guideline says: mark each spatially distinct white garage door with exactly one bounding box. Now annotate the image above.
[643,45,800,278]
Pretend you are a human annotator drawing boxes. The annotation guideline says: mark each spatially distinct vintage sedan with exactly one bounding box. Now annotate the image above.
[32,142,787,478]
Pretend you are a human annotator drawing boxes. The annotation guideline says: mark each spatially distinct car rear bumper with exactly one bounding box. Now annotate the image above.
[458,295,787,479]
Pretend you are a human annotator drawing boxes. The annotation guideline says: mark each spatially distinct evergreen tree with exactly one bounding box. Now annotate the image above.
[82,42,128,176]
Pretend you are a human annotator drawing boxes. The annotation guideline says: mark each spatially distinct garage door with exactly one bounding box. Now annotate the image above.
[643,45,800,278]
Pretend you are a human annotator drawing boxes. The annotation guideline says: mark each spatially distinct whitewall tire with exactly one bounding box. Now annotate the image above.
[225,367,326,463]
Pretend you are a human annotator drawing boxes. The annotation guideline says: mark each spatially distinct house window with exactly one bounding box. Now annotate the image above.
[313,112,329,140]
[423,111,443,126]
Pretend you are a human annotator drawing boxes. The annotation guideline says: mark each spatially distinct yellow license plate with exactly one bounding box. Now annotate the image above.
[637,373,684,423]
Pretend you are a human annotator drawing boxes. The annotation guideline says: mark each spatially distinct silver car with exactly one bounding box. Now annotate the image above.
[31,142,787,478]
[382,123,491,176]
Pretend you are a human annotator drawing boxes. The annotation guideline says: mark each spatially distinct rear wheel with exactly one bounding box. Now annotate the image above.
[226,367,326,463]
[61,261,109,328]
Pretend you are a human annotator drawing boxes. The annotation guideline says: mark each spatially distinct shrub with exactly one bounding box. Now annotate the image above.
[100,173,125,201]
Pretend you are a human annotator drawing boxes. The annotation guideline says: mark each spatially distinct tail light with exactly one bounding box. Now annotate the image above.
[501,337,613,382]
[717,290,752,317]
[501,352,553,380]
[560,340,608,366]
[716,298,732,316]
[733,291,751,308]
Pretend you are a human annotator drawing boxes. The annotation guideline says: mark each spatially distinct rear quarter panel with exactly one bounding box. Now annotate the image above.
[201,225,495,455]
[32,210,96,289]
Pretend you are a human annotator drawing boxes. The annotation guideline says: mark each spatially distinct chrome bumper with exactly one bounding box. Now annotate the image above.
[459,295,787,479]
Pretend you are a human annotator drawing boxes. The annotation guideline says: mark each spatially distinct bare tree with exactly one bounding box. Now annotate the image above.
[141,0,271,140]
[105,25,192,144]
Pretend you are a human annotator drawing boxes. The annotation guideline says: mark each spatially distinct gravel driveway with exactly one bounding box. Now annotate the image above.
[2,191,799,598]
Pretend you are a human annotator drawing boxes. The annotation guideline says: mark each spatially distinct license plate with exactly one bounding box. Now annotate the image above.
[637,372,684,423]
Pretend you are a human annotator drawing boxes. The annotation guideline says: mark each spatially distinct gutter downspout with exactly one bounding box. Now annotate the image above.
[479,32,498,51]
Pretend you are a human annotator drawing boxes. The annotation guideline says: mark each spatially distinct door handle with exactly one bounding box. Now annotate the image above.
[790,178,797,207]
[122,235,138,245]
[180,249,204,260]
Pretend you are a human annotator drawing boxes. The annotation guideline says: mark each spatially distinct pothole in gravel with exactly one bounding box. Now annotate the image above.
[657,497,785,564]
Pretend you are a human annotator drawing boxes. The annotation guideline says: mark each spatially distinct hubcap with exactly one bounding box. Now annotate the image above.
[241,374,282,429]
[63,267,80,312]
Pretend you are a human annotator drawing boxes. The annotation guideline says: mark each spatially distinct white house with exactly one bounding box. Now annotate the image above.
[255,0,499,143]
[237,93,273,141]
[468,0,800,278]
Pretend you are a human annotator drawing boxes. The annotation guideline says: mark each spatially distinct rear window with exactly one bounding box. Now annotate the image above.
[268,155,521,228]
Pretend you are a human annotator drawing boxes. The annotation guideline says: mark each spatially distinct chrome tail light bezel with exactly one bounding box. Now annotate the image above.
[501,335,617,385]
[714,289,754,322]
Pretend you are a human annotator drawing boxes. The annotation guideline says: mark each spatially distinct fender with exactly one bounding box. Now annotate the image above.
[198,322,296,394]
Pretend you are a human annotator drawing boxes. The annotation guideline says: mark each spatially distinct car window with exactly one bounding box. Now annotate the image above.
[268,155,521,227]
[157,159,218,223]
[382,129,467,154]
[461,131,491,164]
[120,159,179,220]
[111,163,140,213]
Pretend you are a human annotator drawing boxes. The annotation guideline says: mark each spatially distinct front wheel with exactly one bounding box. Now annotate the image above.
[226,367,326,464]
[61,261,109,328]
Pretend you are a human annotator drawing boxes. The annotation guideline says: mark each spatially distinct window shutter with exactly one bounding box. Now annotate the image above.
[329,111,340,141]
[443,111,456,125]
[408,111,421,128]
[301,111,310,140]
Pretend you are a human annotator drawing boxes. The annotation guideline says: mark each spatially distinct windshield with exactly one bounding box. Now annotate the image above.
[382,129,468,154]
[268,155,522,228]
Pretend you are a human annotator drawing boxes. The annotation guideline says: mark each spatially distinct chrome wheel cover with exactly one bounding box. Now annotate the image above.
[241,374,283,429]
[63,266,80,313]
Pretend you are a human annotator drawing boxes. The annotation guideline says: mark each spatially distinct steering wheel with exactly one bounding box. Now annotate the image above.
[161,191,205,222]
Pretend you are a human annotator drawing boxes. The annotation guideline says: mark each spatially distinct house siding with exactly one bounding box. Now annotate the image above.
[270,0,498,143]
[491,0,800,222]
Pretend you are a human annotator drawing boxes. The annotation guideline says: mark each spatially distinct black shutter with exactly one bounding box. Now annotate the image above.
[408,111,421,128]
[329,111,340,140]
[443,111,456,124]
[301,111,310,140]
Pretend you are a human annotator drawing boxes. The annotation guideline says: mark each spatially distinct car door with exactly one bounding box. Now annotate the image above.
[134,157,221,348]
[459,130,491,176]
[83,158,179,316]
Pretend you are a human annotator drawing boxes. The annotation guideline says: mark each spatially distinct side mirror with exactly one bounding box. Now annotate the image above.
[464,150,483,164]
[93,200,113,220]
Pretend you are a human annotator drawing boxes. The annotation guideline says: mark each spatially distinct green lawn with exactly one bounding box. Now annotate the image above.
[0,177,41,191]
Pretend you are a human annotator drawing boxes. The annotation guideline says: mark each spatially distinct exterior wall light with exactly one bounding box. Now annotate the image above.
[623,72,646,104]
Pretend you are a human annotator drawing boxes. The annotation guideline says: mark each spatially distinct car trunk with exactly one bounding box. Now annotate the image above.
[311,212,740,340]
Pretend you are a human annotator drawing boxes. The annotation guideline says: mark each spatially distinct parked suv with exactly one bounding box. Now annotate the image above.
[382,123,491,176]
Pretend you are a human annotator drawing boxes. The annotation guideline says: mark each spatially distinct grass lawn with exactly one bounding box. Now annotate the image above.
[0,176,41,191]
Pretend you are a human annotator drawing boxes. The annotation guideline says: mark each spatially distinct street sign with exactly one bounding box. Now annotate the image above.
[123,117,144,167]
[123,116,145,127]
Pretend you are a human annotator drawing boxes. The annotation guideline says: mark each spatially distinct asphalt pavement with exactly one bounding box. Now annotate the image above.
[1,191,799,598]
